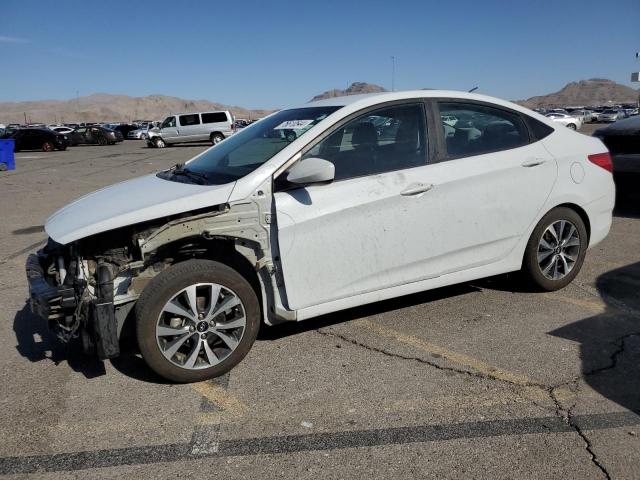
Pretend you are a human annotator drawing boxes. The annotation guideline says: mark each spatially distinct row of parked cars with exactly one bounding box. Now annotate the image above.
[0,110,253,152]
[538,106,638,131]
[0,124,126,152]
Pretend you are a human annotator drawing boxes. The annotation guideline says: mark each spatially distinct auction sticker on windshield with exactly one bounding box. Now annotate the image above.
[273,119,314,130]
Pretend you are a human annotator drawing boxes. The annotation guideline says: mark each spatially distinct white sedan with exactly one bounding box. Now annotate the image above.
[28,90,615,382]
[545,112,582,130]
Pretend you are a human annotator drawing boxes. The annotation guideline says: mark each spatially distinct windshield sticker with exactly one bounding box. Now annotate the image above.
[273,119,314,130]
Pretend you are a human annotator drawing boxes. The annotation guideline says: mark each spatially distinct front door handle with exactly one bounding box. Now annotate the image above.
[400,183,434,196]
[521,158,546,167]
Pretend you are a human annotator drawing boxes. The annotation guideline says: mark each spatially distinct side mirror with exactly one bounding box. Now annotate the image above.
[286,157,335,186]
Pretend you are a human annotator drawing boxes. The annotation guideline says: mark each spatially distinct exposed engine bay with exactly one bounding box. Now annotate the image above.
[26,197,288,360]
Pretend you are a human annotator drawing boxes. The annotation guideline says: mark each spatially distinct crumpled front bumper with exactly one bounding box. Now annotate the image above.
[25,253,76,323]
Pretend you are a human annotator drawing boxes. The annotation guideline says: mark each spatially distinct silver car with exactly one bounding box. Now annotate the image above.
[147,111,235,148]
[599,109,624,123]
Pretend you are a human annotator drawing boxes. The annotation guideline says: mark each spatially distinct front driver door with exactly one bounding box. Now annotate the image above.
[159,116,179,143]
[274,102,433,311]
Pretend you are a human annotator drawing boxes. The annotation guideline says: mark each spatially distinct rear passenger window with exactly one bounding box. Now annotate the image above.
[179,114,200,126]
[201,112,228,124]
[438,102,529,158]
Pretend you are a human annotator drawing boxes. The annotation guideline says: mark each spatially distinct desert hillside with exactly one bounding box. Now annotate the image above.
[311,82,387,102]
[518,79,639,108]
[0,93,273,124]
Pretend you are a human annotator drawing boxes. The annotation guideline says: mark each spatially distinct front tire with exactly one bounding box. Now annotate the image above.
[97,137,107,146]
[135,259,260,383]
[522,207,588,291]
[154,137,166,148]
[566,123,577,130]
[42,141,54,152]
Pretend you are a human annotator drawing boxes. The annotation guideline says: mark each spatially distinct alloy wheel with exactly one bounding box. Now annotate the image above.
[537,220,581,280]
[155,283,246,370]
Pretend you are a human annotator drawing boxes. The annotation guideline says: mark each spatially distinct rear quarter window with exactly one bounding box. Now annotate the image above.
[525,115,554,141]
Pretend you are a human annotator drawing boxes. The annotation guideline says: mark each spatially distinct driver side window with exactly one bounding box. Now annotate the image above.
[303,103,427,181]
[162,116,176,128]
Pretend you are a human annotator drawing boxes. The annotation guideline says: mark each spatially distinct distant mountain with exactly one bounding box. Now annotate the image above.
[0,93,273,124]
[311,82,387,102]
[518,79,639,108]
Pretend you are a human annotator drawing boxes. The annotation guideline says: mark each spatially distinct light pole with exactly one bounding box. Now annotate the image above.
[391,56,396,91]
[632,52,639,107]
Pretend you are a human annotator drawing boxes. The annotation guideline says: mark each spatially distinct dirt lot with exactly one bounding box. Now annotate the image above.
[0,136,638,479]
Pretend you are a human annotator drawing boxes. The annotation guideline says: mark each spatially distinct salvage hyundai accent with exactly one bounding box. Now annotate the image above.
[26,91,615,382]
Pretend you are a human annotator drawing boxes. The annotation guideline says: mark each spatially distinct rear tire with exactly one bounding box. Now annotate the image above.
[522,207,588,291]
[210,133,224,145]
[135,259,260,383]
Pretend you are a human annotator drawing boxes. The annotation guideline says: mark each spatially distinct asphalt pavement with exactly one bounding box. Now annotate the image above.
[0,134,638,479]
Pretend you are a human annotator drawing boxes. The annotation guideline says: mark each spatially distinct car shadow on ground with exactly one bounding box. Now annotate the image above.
[13,302,107,379]
[548,261,640,413]
[13,301,171,383]
[258,283,479,341]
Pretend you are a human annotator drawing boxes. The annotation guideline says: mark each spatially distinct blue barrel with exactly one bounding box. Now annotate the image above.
[0,139,15,171]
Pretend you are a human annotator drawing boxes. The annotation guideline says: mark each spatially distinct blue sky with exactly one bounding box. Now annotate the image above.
[1,0,639,109]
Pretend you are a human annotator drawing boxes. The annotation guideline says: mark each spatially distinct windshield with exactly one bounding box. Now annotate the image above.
[171,106,341,185]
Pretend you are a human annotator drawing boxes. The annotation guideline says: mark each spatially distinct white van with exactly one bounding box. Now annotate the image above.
[147,111,234,148]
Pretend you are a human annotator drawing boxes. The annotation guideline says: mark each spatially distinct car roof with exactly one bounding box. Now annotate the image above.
[298,90,535,115]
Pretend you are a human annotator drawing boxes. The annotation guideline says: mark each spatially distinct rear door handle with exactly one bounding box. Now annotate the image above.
[400,183,434,196]
[521,158,546,167]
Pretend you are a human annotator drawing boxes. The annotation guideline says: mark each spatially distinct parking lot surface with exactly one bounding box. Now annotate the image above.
[0,138,638,479]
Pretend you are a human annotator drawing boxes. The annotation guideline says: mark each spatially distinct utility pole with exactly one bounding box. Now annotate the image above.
[632,52,639,107]
[23,112,27,124]
[391,56,396,91]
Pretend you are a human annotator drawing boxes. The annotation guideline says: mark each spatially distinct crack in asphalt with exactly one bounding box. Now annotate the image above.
[318,327,637,480]
[584,333,639,376]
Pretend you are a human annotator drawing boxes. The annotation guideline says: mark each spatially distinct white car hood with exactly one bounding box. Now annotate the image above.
[46,174,236,245]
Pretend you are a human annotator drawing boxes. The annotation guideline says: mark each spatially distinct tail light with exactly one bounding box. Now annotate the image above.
[588,152,613,173]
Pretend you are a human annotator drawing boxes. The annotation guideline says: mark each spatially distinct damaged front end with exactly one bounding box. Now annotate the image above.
[26,238,127,359]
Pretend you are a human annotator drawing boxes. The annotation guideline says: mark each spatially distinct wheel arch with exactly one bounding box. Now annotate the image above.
[552,202,591,241]
[143,236,265,320]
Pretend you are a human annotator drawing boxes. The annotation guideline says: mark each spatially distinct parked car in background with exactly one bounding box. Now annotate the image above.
[147,110,234,148]
[49,126,75,135]
[110,123,140,139]
[127,126,149,139]
[570,109,593,124]
[545,113,582,130]
[27,90,614,382]
[623,108,638,117]
[593,116,640,176]
[599,110,625,123]
[1,128,68,151]
[68,126,123,146]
